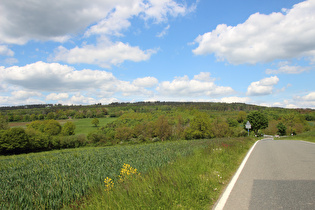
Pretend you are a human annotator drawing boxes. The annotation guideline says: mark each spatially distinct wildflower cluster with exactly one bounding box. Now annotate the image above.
[104,177,114,192]
[118,163,141,182]
[104,163,140,192]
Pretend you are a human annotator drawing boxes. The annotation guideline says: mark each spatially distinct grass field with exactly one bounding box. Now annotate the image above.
[8,117,117,136]
[72,117,117,135]
[0,137,255,209]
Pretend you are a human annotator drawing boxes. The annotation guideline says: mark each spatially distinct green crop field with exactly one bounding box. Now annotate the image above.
[0,139,217,209]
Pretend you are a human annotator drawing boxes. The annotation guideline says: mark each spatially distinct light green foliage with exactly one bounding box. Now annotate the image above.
[185,112,212,139]
[237,111,247,123]
[27,119,62,136]
[91,118,100,127]
[246,111,268,135]
[281,113,308,135]
[61,121,76,136]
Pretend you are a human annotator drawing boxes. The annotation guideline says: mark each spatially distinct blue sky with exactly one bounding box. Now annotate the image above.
[0,0,315,108]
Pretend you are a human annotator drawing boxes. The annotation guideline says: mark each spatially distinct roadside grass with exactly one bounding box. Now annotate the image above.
[280,130,315,143]
[64,137,256,209]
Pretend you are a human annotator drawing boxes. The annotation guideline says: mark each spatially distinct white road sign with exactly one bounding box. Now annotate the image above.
[245,121,251,129]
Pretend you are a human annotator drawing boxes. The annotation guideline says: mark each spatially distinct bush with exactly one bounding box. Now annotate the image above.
[44,120,62,136]
[26,128,51,151]
[0,128,29,154]
[87,131,107,143]
[61,121,76,136]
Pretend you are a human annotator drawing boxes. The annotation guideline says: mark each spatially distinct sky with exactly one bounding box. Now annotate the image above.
[0,0,315,108]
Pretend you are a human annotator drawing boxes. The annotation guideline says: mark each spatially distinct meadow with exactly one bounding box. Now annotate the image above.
[71,117,117,135]
[0,137,255,209]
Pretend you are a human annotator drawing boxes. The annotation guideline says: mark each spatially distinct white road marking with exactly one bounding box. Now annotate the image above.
[213,140,260,210]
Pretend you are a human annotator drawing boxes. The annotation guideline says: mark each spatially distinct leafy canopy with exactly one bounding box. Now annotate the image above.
[246,111,268,135]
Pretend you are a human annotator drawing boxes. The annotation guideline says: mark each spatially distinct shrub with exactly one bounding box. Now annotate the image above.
[61,121,76,136]
[26,128,50,151]
[87,131,107,143]
[91,118,100,127]
[0,127,29,154]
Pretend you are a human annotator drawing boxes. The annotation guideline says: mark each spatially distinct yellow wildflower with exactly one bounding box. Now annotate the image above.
[104,177,114,192]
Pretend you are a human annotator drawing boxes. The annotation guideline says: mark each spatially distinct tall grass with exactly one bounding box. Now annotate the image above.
[66,137,255,209]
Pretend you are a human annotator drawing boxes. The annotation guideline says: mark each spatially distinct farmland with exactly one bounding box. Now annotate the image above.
[1,102,314,208]
[0,139,227,209]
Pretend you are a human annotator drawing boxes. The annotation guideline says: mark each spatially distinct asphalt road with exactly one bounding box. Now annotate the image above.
[214,139,315,210]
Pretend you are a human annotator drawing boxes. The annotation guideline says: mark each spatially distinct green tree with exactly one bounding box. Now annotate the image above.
[30,114,37,121]
[91,118,100,127]
[237,111,247,123]
[185,112,212,139]
[44,120,62,135]
[0,127,29,154]
[61,121,76,136]
[277,122,287,136]
[46,112,55,120]
[0,115,9,130]
[246,111,268,135]
[227,117,238,127]
[154,115,171,141]
[38,114,44,120]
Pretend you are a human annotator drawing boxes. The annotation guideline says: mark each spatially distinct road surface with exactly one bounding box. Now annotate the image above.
[214,139,315,210]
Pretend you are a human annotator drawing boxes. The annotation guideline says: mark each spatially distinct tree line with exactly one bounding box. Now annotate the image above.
[0,102,314,155]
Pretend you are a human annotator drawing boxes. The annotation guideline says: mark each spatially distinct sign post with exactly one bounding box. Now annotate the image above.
[245,121,251,136]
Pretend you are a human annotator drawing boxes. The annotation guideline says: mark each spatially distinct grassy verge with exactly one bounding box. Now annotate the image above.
[279,130,315,143]
[65,137,256,209]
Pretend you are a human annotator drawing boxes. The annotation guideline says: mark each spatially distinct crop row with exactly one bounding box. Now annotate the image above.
[0,140,210,209]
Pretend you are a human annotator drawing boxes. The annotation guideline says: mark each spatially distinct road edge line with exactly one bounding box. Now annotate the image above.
[213,140,260,210]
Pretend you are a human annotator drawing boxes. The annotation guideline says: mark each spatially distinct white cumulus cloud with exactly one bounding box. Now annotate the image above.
[301,92,315,101]
[133,77,158,87]
[193,0,315,64]
[46,93,69,101]
[53,40,156,68]
[0,61,116,91]
[156,72,234,98]
[247,76,279,96]
[0,0,194,44]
